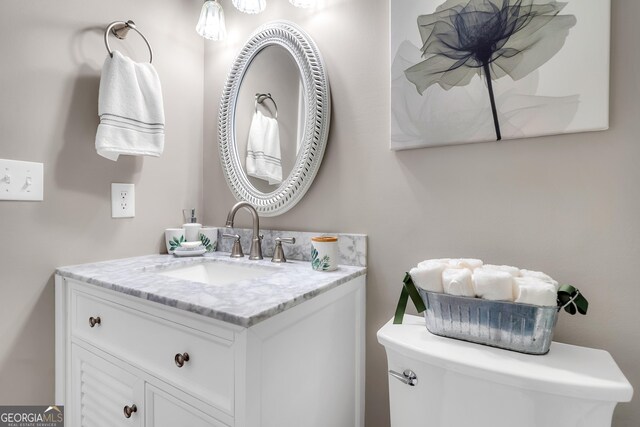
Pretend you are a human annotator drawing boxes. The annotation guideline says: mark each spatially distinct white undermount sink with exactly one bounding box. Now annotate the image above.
[156,261,276,286]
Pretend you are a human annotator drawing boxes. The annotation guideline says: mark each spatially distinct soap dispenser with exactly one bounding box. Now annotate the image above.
[182,208,202,242]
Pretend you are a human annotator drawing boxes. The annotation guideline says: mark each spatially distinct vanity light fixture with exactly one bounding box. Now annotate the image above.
[232,0,266,14]
[196,0,227,41]
[289,0,316,8]
[197,0,317,41]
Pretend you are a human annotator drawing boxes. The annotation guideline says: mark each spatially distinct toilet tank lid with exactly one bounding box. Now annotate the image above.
[377,316,633,403]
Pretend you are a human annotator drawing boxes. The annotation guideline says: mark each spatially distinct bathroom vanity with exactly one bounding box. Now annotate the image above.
[55,19,351,426]
[55,252,366,427]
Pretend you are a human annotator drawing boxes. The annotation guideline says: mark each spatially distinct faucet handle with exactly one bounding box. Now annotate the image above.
[276,237,295,244]
[271,237,296,263]
[223,233,244,258]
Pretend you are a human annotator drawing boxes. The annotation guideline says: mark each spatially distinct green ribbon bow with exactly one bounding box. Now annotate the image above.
[557,284,589,315]
[393,273,426,324]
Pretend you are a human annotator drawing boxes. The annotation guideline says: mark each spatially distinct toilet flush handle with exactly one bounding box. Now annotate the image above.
[389,369,418,386]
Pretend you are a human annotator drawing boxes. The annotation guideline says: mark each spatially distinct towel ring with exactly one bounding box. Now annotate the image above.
[255,93,278,119]
[104,20,153,63]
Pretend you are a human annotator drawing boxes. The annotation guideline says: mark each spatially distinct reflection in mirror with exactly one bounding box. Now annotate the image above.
[219,21,330,216]
[235,45,304,194]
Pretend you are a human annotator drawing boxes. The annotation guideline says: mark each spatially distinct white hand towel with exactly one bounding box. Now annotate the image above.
[482,264,521,277]
[473,268,514,301]
[520,269,559,291]
[514,278,558,307]
[420,258,482,269]
[95,51,165,161]
[410,262,447,293]
[417,259,448,269]
[448,258,483,269]
[246,111,282,185]
[442,268,475,297]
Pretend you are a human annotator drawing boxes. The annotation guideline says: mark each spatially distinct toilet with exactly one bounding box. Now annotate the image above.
[377,315,633,427]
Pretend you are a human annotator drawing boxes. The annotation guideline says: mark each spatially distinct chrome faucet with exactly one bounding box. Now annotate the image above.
[225,201,263,260]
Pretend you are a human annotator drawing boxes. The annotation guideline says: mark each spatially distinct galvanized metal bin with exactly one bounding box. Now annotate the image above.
[418,289,559,355]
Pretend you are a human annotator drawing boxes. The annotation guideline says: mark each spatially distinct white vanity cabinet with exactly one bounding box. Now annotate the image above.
[55,273,366,427]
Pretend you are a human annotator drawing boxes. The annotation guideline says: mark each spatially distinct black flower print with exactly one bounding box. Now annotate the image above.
[405,0,576,140]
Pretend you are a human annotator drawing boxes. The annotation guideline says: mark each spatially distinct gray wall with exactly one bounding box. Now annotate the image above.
[0,0,637,425]
[204,1,639,426]
[0,0,203,403]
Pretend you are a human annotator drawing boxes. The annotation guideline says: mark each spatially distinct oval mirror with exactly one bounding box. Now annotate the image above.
[218,21,331,216]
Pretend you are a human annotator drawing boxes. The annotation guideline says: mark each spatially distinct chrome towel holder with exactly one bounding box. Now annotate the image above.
[255,93,278,119]
[104,20,153,63]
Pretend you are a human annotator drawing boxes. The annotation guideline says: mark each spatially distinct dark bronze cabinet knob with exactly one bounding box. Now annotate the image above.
[174,352,190,368]
[89,316,101,328]
[123,404,137,418]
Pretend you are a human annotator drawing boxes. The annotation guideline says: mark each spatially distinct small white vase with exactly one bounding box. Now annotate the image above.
[165,228,185,254]
[199,227,218,252]
[311,236,338,271]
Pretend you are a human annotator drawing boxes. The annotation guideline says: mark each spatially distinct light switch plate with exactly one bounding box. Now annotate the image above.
[0,159,44,201]
[111,183,135,218]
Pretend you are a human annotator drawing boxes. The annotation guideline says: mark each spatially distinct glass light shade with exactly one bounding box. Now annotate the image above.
[232,0,266,14]
[196,0,227,41]
[289,0,316,7]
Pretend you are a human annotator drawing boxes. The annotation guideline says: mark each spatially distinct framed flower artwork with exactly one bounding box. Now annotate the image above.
[390,0,611,149]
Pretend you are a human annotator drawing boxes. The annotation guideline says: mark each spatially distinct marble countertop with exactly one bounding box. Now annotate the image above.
[56,252,366,328]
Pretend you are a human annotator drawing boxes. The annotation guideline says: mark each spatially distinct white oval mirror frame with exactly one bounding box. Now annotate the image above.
[218,21,331,217]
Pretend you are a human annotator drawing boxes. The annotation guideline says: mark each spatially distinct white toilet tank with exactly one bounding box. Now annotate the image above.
[377,315,633,427]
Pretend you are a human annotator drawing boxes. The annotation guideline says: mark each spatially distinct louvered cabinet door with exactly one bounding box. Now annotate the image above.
[71,344,143,427]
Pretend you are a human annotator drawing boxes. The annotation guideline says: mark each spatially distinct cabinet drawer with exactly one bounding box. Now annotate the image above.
[70,288,235,415]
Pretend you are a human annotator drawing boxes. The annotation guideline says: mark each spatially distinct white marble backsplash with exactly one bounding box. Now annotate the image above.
[216,228,367,267]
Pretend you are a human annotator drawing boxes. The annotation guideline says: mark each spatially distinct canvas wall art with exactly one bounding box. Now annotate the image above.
[390,0,611,150]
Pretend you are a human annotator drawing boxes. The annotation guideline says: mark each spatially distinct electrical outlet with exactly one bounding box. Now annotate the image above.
[111,183,135,218]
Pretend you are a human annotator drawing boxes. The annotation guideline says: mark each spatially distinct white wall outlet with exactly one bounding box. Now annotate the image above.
[111,183,135,218]
[0,159,44,201]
